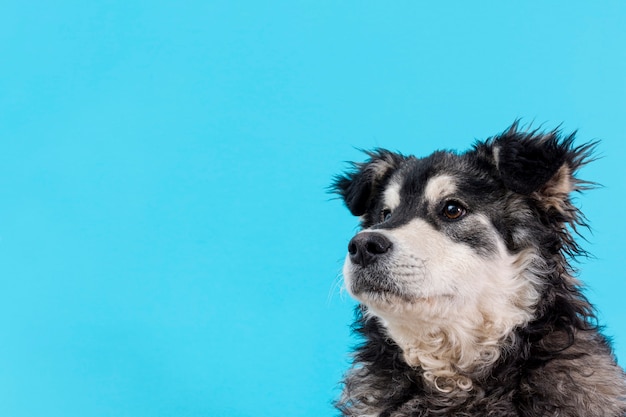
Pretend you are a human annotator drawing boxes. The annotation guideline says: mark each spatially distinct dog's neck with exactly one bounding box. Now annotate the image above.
[367,273,541,393]
[379,312,510,392]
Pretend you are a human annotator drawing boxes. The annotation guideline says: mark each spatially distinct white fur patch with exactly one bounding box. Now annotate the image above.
[382,180,402,211]
[492,145,501,168]
[424,175,457,205]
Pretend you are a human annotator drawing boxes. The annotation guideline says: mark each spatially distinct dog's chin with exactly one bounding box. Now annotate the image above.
[347,273,455,313]
[356,289,454,308]
[350,288,405,305]
[345,271,405,300]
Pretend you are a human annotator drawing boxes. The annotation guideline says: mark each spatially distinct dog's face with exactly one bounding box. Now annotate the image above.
[333,126,591,377]
[339,150,542,326]
[343,153,532,317]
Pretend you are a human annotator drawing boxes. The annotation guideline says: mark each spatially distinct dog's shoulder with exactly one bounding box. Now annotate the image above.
[515,330,626,417]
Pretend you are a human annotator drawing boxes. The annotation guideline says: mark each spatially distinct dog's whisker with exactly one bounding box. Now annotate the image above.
[326,270,347,305]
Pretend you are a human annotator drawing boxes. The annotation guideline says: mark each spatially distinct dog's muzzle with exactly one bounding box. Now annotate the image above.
[347,232,393,267]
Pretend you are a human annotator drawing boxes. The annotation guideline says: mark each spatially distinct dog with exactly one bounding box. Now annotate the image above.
[332,124,626,416]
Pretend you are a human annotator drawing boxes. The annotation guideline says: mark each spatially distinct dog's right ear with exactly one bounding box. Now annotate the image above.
[332,149,405,216]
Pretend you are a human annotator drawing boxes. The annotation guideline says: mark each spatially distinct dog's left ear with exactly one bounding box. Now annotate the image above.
[492,126,594,201]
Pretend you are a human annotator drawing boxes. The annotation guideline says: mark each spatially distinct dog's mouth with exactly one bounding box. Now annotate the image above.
[345,265,437,305]
[348,269,401,295]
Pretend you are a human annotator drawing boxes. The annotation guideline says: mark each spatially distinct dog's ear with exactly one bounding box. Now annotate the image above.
[332,149,405,216]
[492,125,595,201]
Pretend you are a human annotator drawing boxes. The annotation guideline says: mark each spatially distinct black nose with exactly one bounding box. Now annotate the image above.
[348,232,393,267]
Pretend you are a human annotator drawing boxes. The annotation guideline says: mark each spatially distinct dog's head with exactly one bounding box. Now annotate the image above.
[333,125,594,387]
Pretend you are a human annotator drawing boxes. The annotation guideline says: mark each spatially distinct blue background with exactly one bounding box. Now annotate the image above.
[1,2,625,416]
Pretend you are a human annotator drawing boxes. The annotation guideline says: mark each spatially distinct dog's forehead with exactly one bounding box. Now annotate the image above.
[383,153,462,209]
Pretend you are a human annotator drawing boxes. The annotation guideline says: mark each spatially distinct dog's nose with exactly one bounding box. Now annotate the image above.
[348,232,392,267]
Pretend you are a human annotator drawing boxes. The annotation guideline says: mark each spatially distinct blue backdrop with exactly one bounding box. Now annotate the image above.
[1,1,624,416]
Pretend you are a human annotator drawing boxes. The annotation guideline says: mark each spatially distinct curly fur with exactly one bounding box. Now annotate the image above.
[332,124,626,416]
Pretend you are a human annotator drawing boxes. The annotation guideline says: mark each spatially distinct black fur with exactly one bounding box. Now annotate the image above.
[493,124,574,195]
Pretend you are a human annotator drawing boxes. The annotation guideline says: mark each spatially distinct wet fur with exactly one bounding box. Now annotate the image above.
[332,124,626,416]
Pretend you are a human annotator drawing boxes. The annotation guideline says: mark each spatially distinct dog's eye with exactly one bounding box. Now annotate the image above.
[442,201,466,220]
[380,208,392,222]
